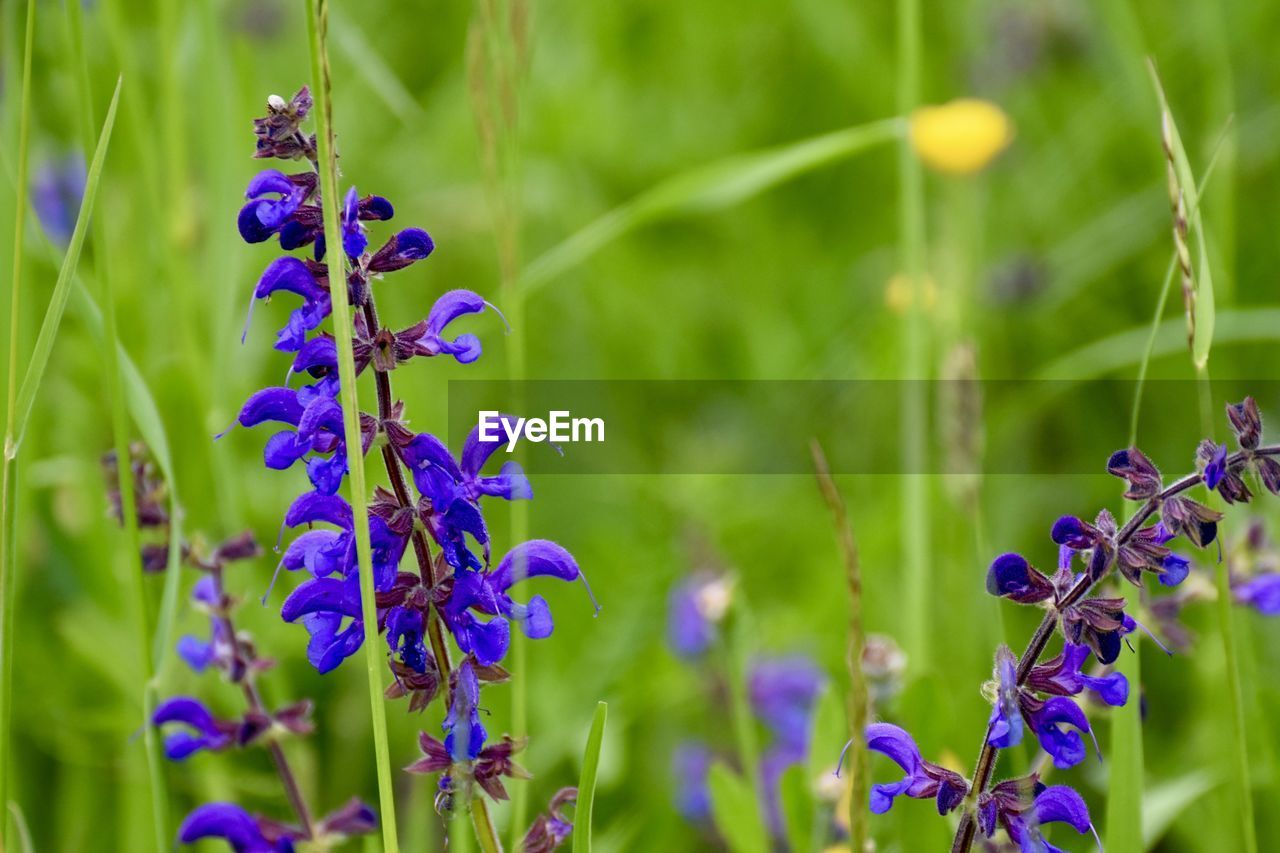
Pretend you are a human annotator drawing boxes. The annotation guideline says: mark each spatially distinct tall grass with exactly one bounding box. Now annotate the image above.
[305,2,400,849]
[0,4,36,845]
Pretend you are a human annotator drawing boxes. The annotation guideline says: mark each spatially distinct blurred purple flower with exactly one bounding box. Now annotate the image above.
[32,154,85,245]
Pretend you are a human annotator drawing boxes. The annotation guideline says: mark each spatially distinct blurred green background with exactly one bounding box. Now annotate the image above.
[2,0,1280,851]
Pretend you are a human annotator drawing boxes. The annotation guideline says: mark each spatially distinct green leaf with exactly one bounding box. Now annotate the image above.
[12,77,121,450]
[1142,771,1217,850]
[572,700,608,853]
[520,118,902,295]
[707,762,769,853]
[1036,307,1280,382]
[778,763,815,853]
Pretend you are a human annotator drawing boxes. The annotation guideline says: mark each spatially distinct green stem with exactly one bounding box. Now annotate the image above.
[471,799,502,853]
[896,0,930,669]
[304,2,400,849]
[1196,364,1257,853]
[810,443,868,853]
[0,2,36,844]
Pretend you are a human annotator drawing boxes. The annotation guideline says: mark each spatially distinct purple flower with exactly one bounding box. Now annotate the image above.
[441,541,590,666]
[403,290,502,364]
[1027,696,1095,769]
[280,492,406,582]
[178,802,295,852]
[369,228,435,273]
[986,553,1054,604]
[522,788,577,853]
[280,575,365,673]
[671,742,714,823]
[1159,551,1191,587]
[32,155,85,244]
[749,656,825,751]
[864,723,968,815]
[1027,643,1128,707]
[1060,596,1128,665]
[1202,442,1228,490]
[1106,447,1162,500]
[154,697,236,761]
[342,186,368,257]
[1235,573,1280,615]
[238,170,310,244]
[1198,440,1250,504]
[242,257,332,352]
[386,606,430,673]
[987,647,1023,749]
[978,781,1095,853]
[443,659,487,760]
[394,420,537,571]
[666,573,730,659]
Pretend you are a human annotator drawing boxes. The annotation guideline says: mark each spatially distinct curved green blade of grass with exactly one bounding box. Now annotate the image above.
[305,2,400,849]
[519,118,902,296]
[330,6,423,122]
[0,1,36,841]
[572,700,608,853]
[1035,307,1280,382]
[61,0,185,680]
[11,82,122,451]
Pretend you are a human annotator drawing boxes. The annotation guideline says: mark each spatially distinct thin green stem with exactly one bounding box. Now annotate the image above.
[1196,363,1257,853]
[810,443,868,853]
[896,0,930,669]
[304,2,399,849]
[0,2,36,842]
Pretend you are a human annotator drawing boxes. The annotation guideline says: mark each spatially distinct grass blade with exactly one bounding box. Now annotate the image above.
[519,118,901,295]
[331,6,423,122]
[12,80,122,450]
[1036,307,1280,382]
[572,700,608,853]
[305,3,400,849]
[0,1,36,841]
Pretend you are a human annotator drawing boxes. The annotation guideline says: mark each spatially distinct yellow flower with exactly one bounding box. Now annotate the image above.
[884,272,937,315]
[909,99,1013,175]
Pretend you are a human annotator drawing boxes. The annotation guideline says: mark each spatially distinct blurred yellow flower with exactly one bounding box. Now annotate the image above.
[824,847,853,853]
[909,99,1013,175]
[885,272,937,315]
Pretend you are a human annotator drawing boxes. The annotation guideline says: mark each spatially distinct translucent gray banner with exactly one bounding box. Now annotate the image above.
[445,380,1275,475]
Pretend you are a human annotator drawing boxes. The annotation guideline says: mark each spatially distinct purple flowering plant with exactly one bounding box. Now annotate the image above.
[138,87,597,851]
[850,397,1280,852]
